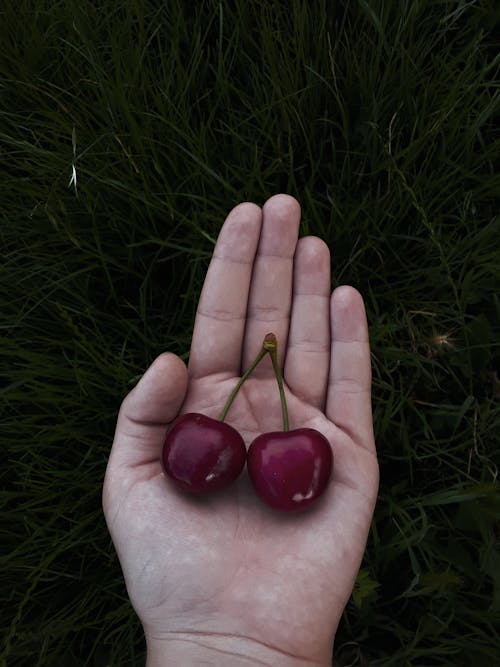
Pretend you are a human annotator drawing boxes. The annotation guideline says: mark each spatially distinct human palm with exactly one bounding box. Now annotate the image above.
[103,195,379,665]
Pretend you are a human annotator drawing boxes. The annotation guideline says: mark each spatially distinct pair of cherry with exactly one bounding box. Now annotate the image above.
[161,334,333,512]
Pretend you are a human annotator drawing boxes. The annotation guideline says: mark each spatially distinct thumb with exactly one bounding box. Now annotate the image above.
[107,352,188,471]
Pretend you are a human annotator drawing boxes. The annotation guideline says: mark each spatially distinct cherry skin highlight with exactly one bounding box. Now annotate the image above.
[247,429,333,511]
[162,413,246,494]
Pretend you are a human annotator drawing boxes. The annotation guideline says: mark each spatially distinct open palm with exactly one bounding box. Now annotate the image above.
[103,195,379,666]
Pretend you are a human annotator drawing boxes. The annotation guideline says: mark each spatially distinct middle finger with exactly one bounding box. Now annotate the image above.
[242,194,301,376]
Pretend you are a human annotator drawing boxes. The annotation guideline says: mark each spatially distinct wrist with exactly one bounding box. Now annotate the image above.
[146,631,332,667]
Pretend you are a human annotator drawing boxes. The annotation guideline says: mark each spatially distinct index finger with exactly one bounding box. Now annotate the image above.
[188,202,262,379]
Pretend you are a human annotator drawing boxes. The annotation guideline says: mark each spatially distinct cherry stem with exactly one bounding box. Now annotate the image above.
[218,332,290,431]
[263,333,289,432]
[218,344,268,422]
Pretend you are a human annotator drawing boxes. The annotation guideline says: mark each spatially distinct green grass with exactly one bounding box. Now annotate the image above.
[1,0,499,664]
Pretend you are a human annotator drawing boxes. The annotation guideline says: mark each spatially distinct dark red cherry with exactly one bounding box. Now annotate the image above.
[247,429,333,511]
[162,413,246,494]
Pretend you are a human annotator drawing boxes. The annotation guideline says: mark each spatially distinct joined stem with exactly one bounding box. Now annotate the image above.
[218,332,289,432]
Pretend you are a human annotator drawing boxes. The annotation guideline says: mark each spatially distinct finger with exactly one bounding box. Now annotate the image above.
[188,202,262,379]
[108,352,188,470]
[242,194,301,376]
[325,286,375,451]
[283,236,331,410]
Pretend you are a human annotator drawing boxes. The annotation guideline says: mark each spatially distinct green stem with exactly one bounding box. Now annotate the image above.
[218,345,268,422]
[263,333,289,432]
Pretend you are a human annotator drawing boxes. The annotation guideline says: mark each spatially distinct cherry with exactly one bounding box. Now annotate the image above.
[162,413,246,494]
[161,331,334,508]
[161,337,270,495]
[247,429,333,511]
[247,333,333,511]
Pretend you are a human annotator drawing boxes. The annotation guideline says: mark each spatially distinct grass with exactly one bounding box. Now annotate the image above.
[1,0,499,664]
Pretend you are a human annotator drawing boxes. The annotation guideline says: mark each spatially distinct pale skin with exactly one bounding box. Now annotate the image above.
[102,194,379,666]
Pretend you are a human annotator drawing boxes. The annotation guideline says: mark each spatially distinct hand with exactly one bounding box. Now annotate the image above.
[103,194,379,666]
